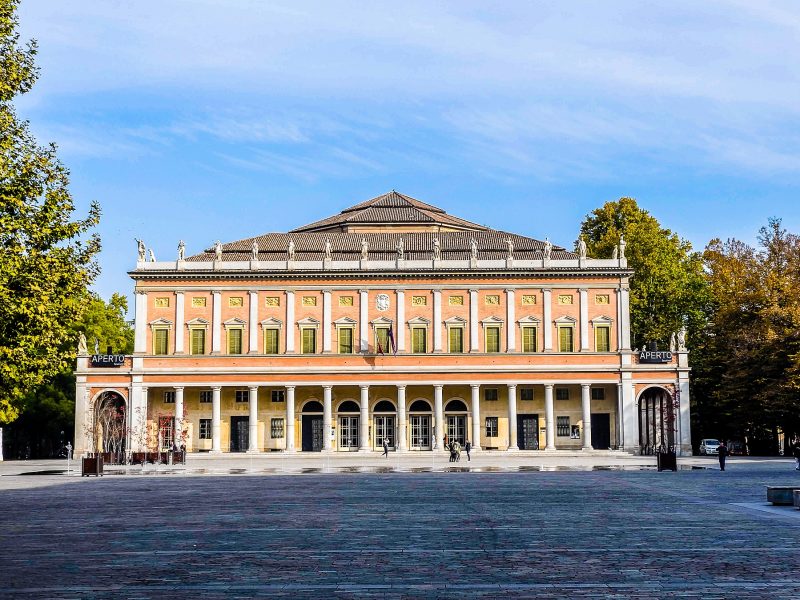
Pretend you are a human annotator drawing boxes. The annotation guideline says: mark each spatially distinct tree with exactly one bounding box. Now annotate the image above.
[580,198,709,349]
[0,0,100,423]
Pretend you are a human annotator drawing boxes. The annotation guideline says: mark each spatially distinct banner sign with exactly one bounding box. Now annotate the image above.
[90,354,126,367]
[638,350,672,364]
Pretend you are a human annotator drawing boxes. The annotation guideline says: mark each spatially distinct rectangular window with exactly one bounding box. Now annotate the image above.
[271,390,285,403]
[448,327,464,353]
[485,326,501,353]
[591,388,605,401]
[412,327,427,353]
[199,390,212,403]
[190,328,206,355]
[521,326,537,352]
[235,390,249,403]
[301,328,317,354]
[375,327,389,353]
[557,416,570,437]
[484,388,498,402]
[520,388,534,401]
[271,418,285,438]
[153,328,169,355]
[558,326,574,352]
[485,417,498,437]
[264,328,279,354]
[163,391,175,404]
[228,328,243,354]
[595,326,610,352]
[199,418,212,439]
[556,388,570,401]
[158,416,174,449]
[338,327,354,354]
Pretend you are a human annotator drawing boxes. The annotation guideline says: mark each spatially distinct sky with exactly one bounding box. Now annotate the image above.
[14,0,800,303]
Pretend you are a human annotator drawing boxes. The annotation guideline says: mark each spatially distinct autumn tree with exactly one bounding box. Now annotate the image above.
[580,198,709,349]
[0,0,100,424]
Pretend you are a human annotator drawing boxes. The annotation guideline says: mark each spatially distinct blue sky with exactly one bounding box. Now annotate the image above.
[15,0,800,303]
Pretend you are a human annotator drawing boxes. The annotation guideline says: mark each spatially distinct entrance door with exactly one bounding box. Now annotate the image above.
[338,416,359,450]
[446,416,466,445]
[230,416,249,452]
[517,414,539,450]
[302,415,324,452]
[410,415,431,450]
[374,416,395,449]
[591,413,611,450]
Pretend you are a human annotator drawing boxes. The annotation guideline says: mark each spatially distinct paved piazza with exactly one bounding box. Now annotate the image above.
[2,457,800,598]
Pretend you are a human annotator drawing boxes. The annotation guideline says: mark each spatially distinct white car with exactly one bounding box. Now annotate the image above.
[700,439,720,455]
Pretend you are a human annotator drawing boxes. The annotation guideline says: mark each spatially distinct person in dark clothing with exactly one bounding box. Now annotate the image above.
[792,440,800,471]
[465,440,471,461]
[382,437,389,457]
[718,440,729,471]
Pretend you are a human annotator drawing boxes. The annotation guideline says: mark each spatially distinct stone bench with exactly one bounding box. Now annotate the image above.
[766,486,800,505]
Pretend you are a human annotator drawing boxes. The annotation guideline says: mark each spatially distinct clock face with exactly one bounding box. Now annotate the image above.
[376,294,390,312]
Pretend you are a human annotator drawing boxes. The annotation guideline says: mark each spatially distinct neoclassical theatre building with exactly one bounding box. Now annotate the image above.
[74,191,691,456]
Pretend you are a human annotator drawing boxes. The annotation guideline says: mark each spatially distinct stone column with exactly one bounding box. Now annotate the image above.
[285,386,296,452]
[579,288,589,351]
[285,290,295,353]
[621,376,637,453]
[323,385,333,452]
[434,384,444,450]
[395,289,405,353]
[359,290,369,353]
[397,385,407,452]
[174,292,185,354]
[507,384,518,450]
[322,289,332,353]
[543,289,552,351]
[359,385,370,450]
[433,289,442,352]
[581,384,592,450]
[248,291,259,353]
[678,376,692,456]
[211,386,221,453]
[134,291,147,353]
[616,383,624,449]
[211,291,222,354]
[619,285,632,350]
[544,384,555,450]
[248,386,259,452]
[469,289,479,351]
[505,289,516,352]
[174,386,184,446]
[74,378,89,456]
[471,384,481,450]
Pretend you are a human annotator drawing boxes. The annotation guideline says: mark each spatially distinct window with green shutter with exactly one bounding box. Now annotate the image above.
[190,328,206,355]
[227,328,243,354]
[485,326,500,353]
[264,328,279,354]
[375,327,389,353]
[412,327,427,353]
[338,327,354,354]
[595,326,610,352]
[558,326,574,352]
[448,327,464,353]
[302,328,317,354]
[521,326,537,352]
[153,328,169,355]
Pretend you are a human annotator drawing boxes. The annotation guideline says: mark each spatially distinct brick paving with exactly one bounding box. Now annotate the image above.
[2,461,800,598]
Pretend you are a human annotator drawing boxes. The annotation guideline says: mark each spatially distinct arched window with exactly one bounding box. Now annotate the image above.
[303,400,323,413]
[337,400,360,413]
[409,399,432,412]
[445,399,468,412]
[373,400,396,412]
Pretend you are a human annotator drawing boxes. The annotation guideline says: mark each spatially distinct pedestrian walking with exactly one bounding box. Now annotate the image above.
[465,440,471,461]
[382,437,389,457]
[443,433,449,451]
[792,440,800,471]
[718,440,729,471]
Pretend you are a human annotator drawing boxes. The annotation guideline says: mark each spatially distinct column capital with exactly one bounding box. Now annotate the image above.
[581,383,591,389]
[470,383,480,390]
[322,384,333,391]
[395,288,406,294]
[359,289,369,295]
[544,383,554,390]
[322,289,332,295]
[396,384,407,391]
[174,386,184,391]
[135,290,147,296]
[212,290,221,296]
[359,384,369,391]
[249,290,258,296]
[432,289,441,295]
[541,287,552,294]
[249,385,258,392]
[505,288,516,293]
[433,384,444,390]
[211,386,221,391]
[285,385,295,391]
[175,290,184,296]
[469,289,479,294]
[507,383,517,390]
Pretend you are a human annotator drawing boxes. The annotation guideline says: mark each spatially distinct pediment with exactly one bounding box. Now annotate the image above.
[554,315,578,324]
[297,317,320,326]
[223,317,247,327]
[370,316,394,326]
[481,316,505,325]
[148,317,173,326]
[517,315,541,324]
[260,317,283,327]
[186,317,209,327]
[444,316,468,325]
[334,316,358,325]
[407,316,431,325]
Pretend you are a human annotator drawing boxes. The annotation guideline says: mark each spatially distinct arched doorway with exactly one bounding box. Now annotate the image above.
[337,400,360,451]
[445,399,468,445]
[373,399,396,450]
[94,391,126,462]
[301,400,324,452]
[638,387,676,455]
[408,399,432,450]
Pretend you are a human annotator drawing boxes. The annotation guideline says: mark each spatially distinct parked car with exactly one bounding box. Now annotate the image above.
[699,439,721,455]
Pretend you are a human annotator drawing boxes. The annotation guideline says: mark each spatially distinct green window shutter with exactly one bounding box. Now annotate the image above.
[522,326,536,352]
[154,328,169,355]
[264,329,279,354]
[375,328,389,353]
[595,326,610,352]
[228,329,242,354]
[412,328,427,353]
[486,326,500,352]
[559,327,574,352]
[339,328,353,354]
[449,327,463,353]
[190,329,206,355]
[302,329,317,354]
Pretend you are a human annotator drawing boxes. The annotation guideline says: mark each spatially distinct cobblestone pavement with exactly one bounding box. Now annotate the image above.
[2,460,800,598]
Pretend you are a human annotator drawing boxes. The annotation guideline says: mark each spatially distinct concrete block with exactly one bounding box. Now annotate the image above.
[766,486,800,505]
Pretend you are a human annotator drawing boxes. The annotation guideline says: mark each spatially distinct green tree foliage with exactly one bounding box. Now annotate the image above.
[78,293,134,355]
[0,0,100,423]
[580,198,709,349]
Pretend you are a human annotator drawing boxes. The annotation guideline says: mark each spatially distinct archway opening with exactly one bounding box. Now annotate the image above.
[337,400,360,413]
[638,387,676,455]
[373,400,396,412]
[303,400,323,413]
[94,391,126,462]
[409,399,432,412]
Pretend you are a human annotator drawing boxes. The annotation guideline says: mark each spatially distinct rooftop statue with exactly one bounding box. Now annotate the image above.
[177,240,185,261]
[324,238,332,260]
[135,238,145,262]
[361,238,369,260]
[214,241,223,261]
[396,237,404,260]
[251,240,259,260]
[506,237,514,259]
[288,238,295,261]
[543,238,552,260]
[576,236,587,259]
[148,249,156,262]
[470,238,478,260]
[619,235,627,260]
[432,238,441,260]
[77,332,88,355]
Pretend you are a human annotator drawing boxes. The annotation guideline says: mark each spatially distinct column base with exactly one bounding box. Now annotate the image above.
[359,447,372,452]
[209,450,223,455]
[246,449,261,454]
[507,446,519,451]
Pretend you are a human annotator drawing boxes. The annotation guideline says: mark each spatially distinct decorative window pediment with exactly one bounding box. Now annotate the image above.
[591,315,614,325]
[223,317,247,328]
[517,315,541,324]
[260,317,283,328]
[370,316,394,326]
[186,317,209,327]
[444,316,467,325]
[334,316,358,326]
[297,317,320,328]
[480,316,504,325]
[407,316,430,326]
[554,315,577,324]
[149,317,173,327]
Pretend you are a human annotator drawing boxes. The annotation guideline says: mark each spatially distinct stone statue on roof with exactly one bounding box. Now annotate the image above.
[506,237,514,259]
[619,235,626,260]
[77,332,88,356]
[251,240,259,260]
[324,238,332,260]
[669,332,677,353]
[612,245,618,259]
[288,238,295,261]
[470,238,478,260]
[396,237,404,260]
[148,249,156,262]
[177,240,185,261]
[214,241,222,261]
[361,238,369,260]
[543,238,552,260]
[135,238,145,262]
[432,237,441,260]
[677,326,687,351]
[576,236,587,259]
